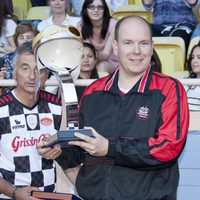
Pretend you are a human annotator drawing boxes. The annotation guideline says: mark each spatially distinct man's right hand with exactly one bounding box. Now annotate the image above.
[36,135,62,160]
[13,186,39,200]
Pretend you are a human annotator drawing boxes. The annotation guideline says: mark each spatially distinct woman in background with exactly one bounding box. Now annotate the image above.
[185,41,200,111]
[76,42,99,101]
[78,0,118,74]
[79,42,98,79]
[37,0,80,32]
[3,22,38,79]
[0,0,16,59]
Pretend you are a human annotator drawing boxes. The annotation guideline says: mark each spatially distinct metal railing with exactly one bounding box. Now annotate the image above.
[0,78,200,87]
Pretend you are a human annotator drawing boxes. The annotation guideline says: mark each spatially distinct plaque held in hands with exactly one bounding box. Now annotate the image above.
[33,25,93,147]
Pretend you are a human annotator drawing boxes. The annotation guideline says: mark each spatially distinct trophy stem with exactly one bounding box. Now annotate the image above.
[55,72,79,131]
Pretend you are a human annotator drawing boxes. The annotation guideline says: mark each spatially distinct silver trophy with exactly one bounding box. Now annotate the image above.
[33,25,92,147]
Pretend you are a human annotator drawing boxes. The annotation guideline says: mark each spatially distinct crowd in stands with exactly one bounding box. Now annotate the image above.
[1,0,200,109]
[143,0,198,50]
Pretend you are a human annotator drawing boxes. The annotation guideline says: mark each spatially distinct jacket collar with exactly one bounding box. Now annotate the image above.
[104,65,152,94]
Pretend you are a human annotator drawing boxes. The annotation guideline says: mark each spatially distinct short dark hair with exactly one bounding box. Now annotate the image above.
[114,15,153,41]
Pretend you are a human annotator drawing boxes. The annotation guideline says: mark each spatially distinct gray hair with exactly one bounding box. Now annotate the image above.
[12,42,34,77]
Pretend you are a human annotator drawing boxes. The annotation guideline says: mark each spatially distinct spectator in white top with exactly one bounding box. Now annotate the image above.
[0,0,16,58]
[106,0,128,12]
[69,0,128,16]
[37,0,80,32]
[185,40,200,111]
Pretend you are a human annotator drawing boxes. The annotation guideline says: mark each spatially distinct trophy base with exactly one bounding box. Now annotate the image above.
[46,129,93,148]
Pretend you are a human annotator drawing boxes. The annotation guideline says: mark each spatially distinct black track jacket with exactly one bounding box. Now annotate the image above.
[71,67,189,200]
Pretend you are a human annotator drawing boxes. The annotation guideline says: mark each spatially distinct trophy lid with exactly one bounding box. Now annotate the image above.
[32,25,83,81]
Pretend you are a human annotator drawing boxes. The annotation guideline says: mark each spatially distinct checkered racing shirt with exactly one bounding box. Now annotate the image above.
[0,90,62,199]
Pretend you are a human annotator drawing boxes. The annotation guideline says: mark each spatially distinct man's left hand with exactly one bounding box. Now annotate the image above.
[68,127,109,157]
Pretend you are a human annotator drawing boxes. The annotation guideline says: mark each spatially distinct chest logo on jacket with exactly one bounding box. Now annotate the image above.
[136,106,151,120]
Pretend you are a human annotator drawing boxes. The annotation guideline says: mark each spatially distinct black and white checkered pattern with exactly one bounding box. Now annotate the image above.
[0,91,62,199]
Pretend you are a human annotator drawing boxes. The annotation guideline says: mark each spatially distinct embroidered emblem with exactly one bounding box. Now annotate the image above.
[136,106,150,120]
[41,117,52,126]
[26,115,38,129]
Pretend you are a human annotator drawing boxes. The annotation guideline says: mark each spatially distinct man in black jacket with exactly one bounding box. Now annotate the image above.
[38,15,189,200]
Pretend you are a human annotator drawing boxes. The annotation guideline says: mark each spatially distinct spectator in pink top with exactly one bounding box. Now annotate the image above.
[78,0,118,74]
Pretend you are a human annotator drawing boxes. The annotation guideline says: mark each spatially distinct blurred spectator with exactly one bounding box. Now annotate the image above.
[70,0,128,16]
[76,42,99,101]
[142,0,198,50]
[106,0,128,12]
[0,0,16,59]
[185,40,200,111]
[4,0,13,14]
[31,0,47,7]
[191,4,200,39]
[79,42,99,79]
[151,48,162,73]
[69,0,84,16]
[37,0,80,32]
[2,22,38,93]
[78,0,118,74]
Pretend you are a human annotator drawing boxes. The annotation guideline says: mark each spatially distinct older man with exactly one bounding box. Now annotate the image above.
[0,42,62,200]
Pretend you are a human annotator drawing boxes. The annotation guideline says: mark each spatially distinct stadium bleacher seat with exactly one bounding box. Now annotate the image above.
[12,0,32,18]
[26,6,51,20]
[187,36,200,59]
[153,37,185,76]
[13,6,24,19]
[112,4,152,23]
[128,0,142,4]
[177,111,200,199]
[134,0,142,4]
[128,0,135,4]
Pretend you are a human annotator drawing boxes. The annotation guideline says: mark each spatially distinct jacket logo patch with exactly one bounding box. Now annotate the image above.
[41,118,52,126]
[136,106,150,120]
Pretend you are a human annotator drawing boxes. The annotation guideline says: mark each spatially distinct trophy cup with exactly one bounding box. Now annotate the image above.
[33,25,93,147]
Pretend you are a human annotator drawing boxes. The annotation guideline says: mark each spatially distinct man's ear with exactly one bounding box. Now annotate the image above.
[112,40,118,56]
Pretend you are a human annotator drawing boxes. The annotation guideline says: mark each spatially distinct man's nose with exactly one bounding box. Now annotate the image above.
[29,69,38,79]
[133,44,140,54]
